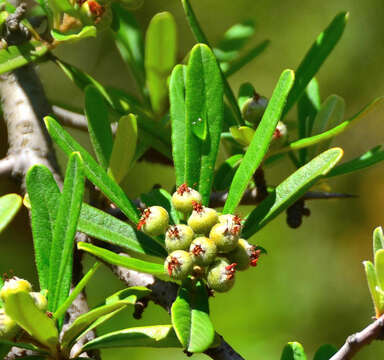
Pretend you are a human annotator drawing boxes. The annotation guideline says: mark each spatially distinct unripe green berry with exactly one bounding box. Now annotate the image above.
[241,94,268,125]
[137,206,169,237]
[227,239,261,271]
[0,277,32,302]
[30,292,48,312]
[0,308,19,340]
[206,258,237,293]
[172,184,202,214]
[209,221,240,253]
[164,250,193,280]
[189,237,217,266]
[188,202,218,235]
[165,224,194,253]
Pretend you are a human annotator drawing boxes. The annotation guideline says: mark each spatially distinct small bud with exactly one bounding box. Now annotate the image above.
[227,239,261,271]
[29,292,48,312]
[137,206,169,237]
[171,184,202,214]
[187,202,218,235]
[241,93,268,125]
[269,121,288,150]
[165,224,194,253]
[79,0,105,25]
[0,277,32,302]
[206,258,237,293]
[0,308,19,340]
[189,237,217,266]
[209,220,240,253]
[164,250,193,280]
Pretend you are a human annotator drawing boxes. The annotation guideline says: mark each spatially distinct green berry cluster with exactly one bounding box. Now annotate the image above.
[137,184,262,293]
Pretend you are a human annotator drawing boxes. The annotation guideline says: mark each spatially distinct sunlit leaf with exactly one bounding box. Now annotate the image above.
[280,342,307,360]
[0,193,22,234]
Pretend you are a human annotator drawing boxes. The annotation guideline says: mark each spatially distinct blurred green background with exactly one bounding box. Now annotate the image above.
[1,0,384,359]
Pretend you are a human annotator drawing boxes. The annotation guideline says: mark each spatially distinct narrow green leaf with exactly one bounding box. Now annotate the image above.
[51,26,97,43]
[243,148,343,237]
[281,342,307,360]
[111,2,146,96]
[185,44,224,204]
[0,41,48,75]
[141,188,179,225]
[77,242,165,275]
[44,116,140,223]
[81,325,181,351]
[48,153,85,314]
[171,279,214,353]
[79,203,167,258]
[0,193,22,234]
[375,249,384,292]
[373,227,384,256]
[85,85,113,169]
[2,288,58,353]
[313,344,337,360]
[364,261,382,316]
[283,12,348,115]
[0,340,44,353]
[108,114,137,183]
[327,145,384,178]
[26,166,60,290]
[213,154,243,191]
[105,286,151,305]
[145,12,177,115]
[54,262,101,320]
[170,64,187,186]
[224,69,295,214]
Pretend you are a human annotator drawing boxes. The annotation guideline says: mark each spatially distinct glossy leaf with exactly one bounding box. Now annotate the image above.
[313,344,337,360]
[141,188,179,225]
[224,69,295,214]
[0,42,48,75]
[2,288,58,353]
[185,44,224,204]
[48,153,85,313]
[214,154,243,191]
[44,116,140,223]
[364,260,382,316]
[280,342,307,360]
[171,279,215,353]
[26,166,60,290]
[108,114,137,183]
[327,145,384,178]
[51,26,96,43]
[82,325,181,351]
[243,148,343,237]
[170,64,187,186]
[373,227,384,255]
[145,12,177,115]
[0,193,22,234]
[77,242,165,275]
[283,12,348,115]
[85,85,113,169]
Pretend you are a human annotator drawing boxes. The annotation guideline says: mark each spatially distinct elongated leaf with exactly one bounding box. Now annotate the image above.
[283,12,348,115]
[108,114,137,183]
[373,227,384,255]
[61,300,130,351]
[313,344,337,360]
[364,261,382,316]
[48,153,85,313]
[51,26,96,43]
[171,279,214,353]
[0,41,48,75]
[375,250,384,292]
[111,3,145,95]
[224,69,295,214]
[327,145,384,178]
[85,85,113,169]
[170,64,187,186]
[243,148,343,237]
[145,12,177,115]
[82,325,181,351]
[141,188,179,225]
[0,339,46,353]
[77,242,165,275]
[214,154,243,191]
[44,116,140,223]
[26,166,60,290]
[105,286,151,305]
[185,44,224,204]
[79,203,167,257]
[2,288,58,353]
[281,342,307,360]
[0,193,22,234]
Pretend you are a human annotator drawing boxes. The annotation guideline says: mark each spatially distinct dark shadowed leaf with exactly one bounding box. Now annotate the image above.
[313,344,337,360]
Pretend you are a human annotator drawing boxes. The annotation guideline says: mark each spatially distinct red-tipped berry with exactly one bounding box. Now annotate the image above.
[164,250,193,280]
[227,239,262,271]
[0,277,32,302]
[165,224,194,253]
[270,121,288,150]
[137,206,169,237]
[172,184,202,214]
[209,219,240,253]
[206,258,237,293]
[189,237,217,266]
[187,202,218,235]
